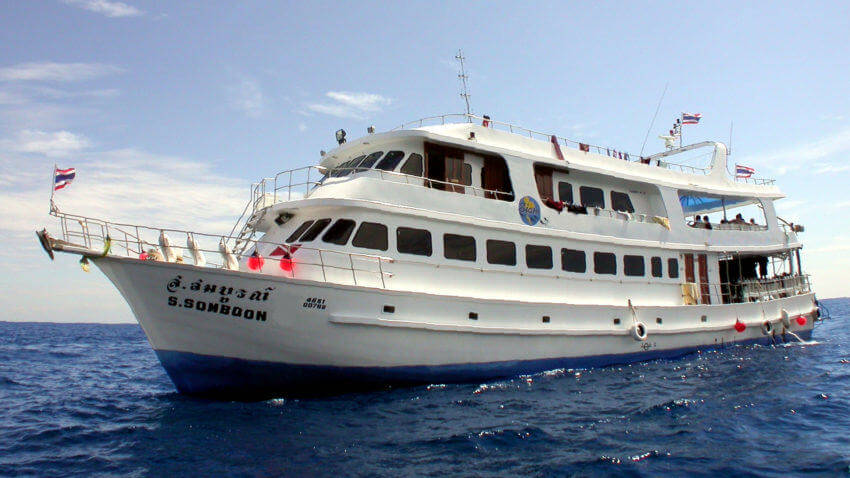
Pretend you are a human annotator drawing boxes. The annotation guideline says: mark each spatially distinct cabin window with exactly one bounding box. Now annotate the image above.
[286,220,314,243]
[352,222,388,251]
[444,234,476,261]
[526,245,553,269]
[558,182,573,204]
[486,240,516,266]
[611,191,635,213]
[580,186,605,209]
[333,156,363,177]
[668,258,680,278]
[594,252,616,275]
[651,256,663,278]
[623,255,645,276]
[376,151,406,171]
[322,219,356,245]
[400,153,423,176]
[298,218,332,242]
[357,151,385,170]
[396,227,432,256]
[561,249,586,273]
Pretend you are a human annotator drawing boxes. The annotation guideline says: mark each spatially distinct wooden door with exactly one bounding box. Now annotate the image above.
[697,254,711,304]
[684,253,695,283]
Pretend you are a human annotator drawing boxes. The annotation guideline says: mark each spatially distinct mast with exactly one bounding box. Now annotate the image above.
[455,49,472,118]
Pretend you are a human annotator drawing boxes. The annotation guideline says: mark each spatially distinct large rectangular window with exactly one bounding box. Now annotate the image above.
[623,255,645,276]
[594,252,616,275]
[580,186,605,208]
[668,258,680,278]
[651,257,663,278]
[526,245,553,269]
[486,240,516,266]
[322,219,356,245]
[396,227,432,256]
[444,234,476,261]
[299,218,331,242]
[561,249,586,273]
[352,222,388,251]
[286,220,314,243]
[558,182,573,204]
[611,191,635,213]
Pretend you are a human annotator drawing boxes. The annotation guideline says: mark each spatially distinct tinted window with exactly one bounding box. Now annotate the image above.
[286,220,314,243]
[611,191,635,213]
[332,157,361,177]
[357,151,384,170]
[376,151,406,171]
[651,257,663,278]
[561,249,586,273]
[322,219,356,245]
[397,227,432,256]
[580,186,605,208]
[299,218,331,242]
[668,258,679,278]
[486,240,516,266]
[558,182,573,204]
[352,222,388,251]
[594,252,616,275]
[444,234,476,261]
[400,153,424,176]
[623,255,645,276]
[526,245,553,269]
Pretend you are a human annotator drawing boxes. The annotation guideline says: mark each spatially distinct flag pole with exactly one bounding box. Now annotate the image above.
[49,163,56,214]
[679,113,684,148]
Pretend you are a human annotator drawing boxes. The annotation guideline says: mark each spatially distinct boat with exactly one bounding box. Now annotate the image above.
[37,113,819,398]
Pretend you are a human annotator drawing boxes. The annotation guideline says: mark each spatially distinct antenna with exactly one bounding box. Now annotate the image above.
[455,49,471,116]
[728,121,734,155]
[639,82,668,156]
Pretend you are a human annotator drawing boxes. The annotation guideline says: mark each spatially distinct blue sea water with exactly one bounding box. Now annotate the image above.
[0,299,848,477]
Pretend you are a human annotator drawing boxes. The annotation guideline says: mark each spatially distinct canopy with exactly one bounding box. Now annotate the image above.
[679,193,754,215]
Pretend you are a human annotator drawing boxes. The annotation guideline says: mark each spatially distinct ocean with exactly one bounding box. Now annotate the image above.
[1,298,848,477]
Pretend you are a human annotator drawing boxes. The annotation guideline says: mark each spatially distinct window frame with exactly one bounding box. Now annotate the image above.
[558,181,573,204]
[321,219,357,245]
[298,218,332,242]
[357,151,385,170]
[593,251,617,275]
[623,255,646,277]
[443,233,476,262]
[651,256,663,278]
[396,227,432,256]
[400,153,424,176]
[486,239,517,266]
[526,244,553,269]
[351,222,388,251]
[610,191,635,213]
[668,258,680,279]
[286,220,314,243]
[561,248,587,273]
[580,186,605,209]
[376,151,406,171]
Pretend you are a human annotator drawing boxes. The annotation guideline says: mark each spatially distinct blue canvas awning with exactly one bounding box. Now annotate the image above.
[679,194,752,215]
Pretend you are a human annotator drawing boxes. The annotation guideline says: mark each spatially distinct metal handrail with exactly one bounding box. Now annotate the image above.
[50,210,811,303]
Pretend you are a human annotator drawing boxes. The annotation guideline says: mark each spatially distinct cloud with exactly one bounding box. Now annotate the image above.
[0,62,123,82]
[0,130,91,157]
[740,127,850,176]
[229,77,264,118]
[306,91,392,119]
[61,0,143,17]
[298,122,307,132]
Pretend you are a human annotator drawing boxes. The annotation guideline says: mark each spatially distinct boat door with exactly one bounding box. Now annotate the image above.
[697,254,711,304]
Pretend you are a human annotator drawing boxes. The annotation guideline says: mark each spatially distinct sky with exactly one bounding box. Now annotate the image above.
[1,1,848,323]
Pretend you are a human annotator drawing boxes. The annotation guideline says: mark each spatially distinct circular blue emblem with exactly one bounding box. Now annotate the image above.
[518,196,541,226]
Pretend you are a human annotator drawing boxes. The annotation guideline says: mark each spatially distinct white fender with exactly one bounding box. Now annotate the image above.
[631,322,648,341]
[761,321,774,335]
[219,238,239,271]
[158,231,177,262]
[186,234,206,267]
[780,309,791,328]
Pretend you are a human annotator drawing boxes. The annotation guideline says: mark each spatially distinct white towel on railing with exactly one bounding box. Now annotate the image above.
[159,231,177,263]
[187,234,206,267]
[219,238,239,271]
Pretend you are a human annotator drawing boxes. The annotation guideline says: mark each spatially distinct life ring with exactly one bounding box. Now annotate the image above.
[632,322,648,341]
[780,309,791,328]
[761,321,774,335]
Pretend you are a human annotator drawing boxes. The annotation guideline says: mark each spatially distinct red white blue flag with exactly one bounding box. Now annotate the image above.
[736,164,755,178]
[54,167,76,191]
[682,113,702,125]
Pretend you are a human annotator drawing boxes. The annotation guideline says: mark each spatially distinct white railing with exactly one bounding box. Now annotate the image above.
[50,211,394,289]
[48,210,811,304]
[734,176,776,186]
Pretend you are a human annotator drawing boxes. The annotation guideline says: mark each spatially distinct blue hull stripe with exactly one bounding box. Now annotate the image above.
[155,331,812,398]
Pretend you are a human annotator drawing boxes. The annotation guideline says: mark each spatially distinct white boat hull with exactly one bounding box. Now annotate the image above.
[95,256,816,397]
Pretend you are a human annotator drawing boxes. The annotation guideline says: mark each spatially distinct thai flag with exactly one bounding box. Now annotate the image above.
[736,164,755,178]
[54,167,76,191]
[682,113,702,125]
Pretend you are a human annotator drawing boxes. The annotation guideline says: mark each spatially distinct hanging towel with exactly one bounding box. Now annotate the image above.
[652,216,671,230]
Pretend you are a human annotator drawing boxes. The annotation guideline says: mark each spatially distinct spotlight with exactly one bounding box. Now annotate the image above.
[367,125,375,134]
[335,129,346,144]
